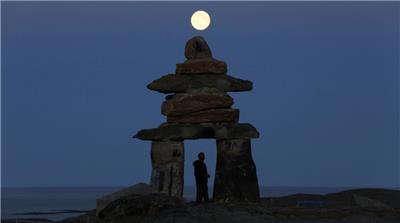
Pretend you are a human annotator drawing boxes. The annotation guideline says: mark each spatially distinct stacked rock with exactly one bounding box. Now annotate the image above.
[134,36,260,202]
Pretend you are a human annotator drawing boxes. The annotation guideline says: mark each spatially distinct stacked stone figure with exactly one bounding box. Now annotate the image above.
[134,36,260,202]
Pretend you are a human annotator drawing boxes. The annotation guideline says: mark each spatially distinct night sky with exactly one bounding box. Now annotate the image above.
[2,2,399,188]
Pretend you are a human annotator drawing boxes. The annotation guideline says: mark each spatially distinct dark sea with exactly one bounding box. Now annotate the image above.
[1,186,359,221]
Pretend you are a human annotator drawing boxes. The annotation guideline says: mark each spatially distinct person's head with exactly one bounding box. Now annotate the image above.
[198,152,205,161]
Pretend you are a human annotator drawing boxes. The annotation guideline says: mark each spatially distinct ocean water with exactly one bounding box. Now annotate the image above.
[1,186,356,221]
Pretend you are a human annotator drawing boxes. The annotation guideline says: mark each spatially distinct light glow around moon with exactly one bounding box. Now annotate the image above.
[191,10,211,31]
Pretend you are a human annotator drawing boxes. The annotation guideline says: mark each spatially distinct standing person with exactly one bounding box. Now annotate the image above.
[193,152,210,203]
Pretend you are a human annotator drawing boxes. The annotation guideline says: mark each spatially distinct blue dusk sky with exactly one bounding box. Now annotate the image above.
[2,2,399,188]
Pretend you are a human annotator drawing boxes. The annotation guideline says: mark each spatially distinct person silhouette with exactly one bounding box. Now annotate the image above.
[193,152,210,203]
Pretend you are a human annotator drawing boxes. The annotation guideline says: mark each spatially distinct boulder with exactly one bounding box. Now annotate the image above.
[133,123,259,141]
[96,183,152,215]
[167,108,239,123]
[147,74,252,93]
[161,91,233,116]
[176,59,227,75]
[184,36,212,60]
[353,194,391,209]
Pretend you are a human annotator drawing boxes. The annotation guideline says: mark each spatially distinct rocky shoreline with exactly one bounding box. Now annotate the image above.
[3,188,400,223]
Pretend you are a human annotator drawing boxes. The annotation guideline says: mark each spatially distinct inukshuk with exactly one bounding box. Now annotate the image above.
[134,36,260,202]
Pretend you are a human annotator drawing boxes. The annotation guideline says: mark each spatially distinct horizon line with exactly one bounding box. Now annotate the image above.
[2,185,399,189]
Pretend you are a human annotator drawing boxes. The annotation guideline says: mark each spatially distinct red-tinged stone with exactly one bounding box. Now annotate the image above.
[162,92,233,116]
[176,59,227,75]
[167,108,239,124]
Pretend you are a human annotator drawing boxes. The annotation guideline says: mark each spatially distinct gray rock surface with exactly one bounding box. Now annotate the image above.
[147,74,253,93]
[150,141,184,198]
[353,194,392,209]
[96,183,152,214]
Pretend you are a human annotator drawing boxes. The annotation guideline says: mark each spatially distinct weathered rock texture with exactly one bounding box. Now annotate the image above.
[213,139,260,202]
[147,74,252,94]
[93,189,400,223]
[96,183,152,215]
[134,123,259,141]
[150,141,184,197]
[135,36,260,202]
[184,36,212,60]
[15,189,399,223]
[176,59,227,75]
[162,91,233,116]
[167,108,239,124]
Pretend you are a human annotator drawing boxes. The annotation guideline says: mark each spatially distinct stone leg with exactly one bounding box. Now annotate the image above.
[150,140,184,198]
[213,139,260,202]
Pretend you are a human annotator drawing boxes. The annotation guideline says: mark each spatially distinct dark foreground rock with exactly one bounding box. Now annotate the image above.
[4,189,400,223]
[96,182,152,214]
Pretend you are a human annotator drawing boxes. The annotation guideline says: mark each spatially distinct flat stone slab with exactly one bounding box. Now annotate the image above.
[162,91,233,116]
[133,123,259,141]
[167,108,239,123]
[147,74,252,93]
[176,59,227,75]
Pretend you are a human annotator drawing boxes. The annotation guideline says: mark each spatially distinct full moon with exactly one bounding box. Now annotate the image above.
[191,10,211,31]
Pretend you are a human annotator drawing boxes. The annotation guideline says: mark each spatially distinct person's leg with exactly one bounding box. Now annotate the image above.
[204,184,209,202]
[197,184,207,203]
[196,185,202,203]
